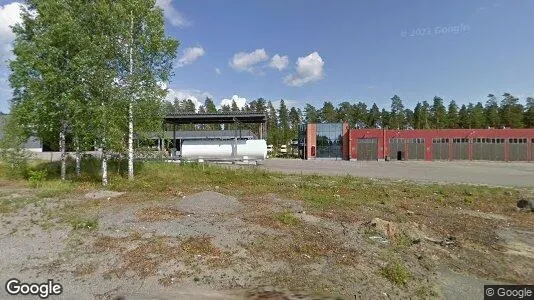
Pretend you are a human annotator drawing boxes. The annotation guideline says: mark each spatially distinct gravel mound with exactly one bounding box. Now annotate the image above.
[178,191,242,215]
[85,190,124,200]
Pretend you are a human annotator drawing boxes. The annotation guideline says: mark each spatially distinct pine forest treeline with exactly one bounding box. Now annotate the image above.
[167,93,534,147]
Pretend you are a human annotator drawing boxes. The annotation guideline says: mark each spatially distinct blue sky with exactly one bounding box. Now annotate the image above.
[1,0,534,113]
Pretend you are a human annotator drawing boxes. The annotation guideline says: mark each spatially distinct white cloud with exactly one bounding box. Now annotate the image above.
[215,68,221,75]
[0,2,24,61]
[269,54,289,71]
[165,88,213,112]
[229,49,268,73]
[220,95,247,109]
[155,0,190,27]
[177,46,205,67]
[284,52,325,87]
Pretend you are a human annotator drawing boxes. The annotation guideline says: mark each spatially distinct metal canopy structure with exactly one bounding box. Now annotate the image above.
[164,112,267,125]
[163,112,268,158]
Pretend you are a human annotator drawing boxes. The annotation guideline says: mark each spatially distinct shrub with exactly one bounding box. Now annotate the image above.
[382,260,411,286]
[28,169,47,188]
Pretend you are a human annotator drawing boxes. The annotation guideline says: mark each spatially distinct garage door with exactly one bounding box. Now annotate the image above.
[358,138,377,160]
[508,138,528,161]
[406,138,425,160]
[432,138,449,160]
[451,138,469,160]
[473,138,505,161]
[389,138,405,160]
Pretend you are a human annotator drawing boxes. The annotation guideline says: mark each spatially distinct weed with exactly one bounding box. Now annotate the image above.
[36,180,77,198]
[381,259,410,286]
[70,217,98,230]
[181,236,220,256]
[276,211,300,226]
[135,206,183,222]
[392,233,415,251]
[415,285,440,299]
[28,170,47,188]
[0,197,40,214]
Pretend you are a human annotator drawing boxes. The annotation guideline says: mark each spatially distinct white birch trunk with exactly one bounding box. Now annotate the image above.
[102,149,108,186]
[128,102,134,180]
[59,122,67,181]
[127,11,134,180]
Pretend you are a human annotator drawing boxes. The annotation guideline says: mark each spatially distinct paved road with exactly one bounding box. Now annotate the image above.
[260,159,534,188]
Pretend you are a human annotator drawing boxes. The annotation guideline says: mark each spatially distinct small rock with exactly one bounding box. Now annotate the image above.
[517,198,534,212]
[406,210,414,215]
[369,218,397,239]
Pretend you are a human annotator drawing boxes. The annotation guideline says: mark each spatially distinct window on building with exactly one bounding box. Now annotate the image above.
[315,123,343,158]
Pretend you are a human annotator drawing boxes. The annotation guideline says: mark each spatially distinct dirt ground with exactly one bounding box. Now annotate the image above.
[259,159,534,188]
[0,180,533,299]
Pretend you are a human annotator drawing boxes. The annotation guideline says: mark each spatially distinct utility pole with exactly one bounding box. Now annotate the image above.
[128,11,134,180]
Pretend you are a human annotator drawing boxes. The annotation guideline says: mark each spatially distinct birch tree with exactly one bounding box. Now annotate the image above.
[117,1,179,180]
[10,0,88,181]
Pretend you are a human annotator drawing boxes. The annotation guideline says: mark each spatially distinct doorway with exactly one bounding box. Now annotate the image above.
[397,151,403,161]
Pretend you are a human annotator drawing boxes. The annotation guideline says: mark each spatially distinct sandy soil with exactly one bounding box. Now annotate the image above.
[0,185,533,299]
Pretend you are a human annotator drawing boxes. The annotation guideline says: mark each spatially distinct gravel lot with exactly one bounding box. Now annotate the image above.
[1,185,531,299]
[260,159,534,188]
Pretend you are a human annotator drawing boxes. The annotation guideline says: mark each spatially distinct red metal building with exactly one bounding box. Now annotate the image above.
[302,123,534,162]
[350,128,534,161]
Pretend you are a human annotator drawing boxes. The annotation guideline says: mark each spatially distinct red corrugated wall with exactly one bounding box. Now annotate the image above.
[349,128,534,161]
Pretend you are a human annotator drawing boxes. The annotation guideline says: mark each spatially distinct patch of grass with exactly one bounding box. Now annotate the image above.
[392,233,416,251]
[415,284,440,299]
[70,216,98,230]
[135,206,183,222]
[93,232,142,253]
[276,211,300,226]
[36,180,77,198]
[180,236,221,256]
[4,160,523,216]
[381,259,411,286]
[28,170,47,188]
[104,236,181,279]
[0,197,40,214]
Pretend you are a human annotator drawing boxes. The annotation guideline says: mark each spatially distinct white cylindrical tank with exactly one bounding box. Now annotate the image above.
[181,139,267,161]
